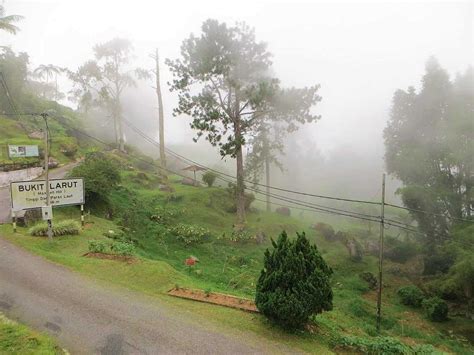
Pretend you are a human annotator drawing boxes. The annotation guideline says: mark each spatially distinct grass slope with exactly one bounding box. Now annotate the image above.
[0,163,472,354]
[0,312,63,354]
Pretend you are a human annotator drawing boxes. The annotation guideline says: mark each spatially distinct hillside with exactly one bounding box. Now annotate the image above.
[1,147,472,354]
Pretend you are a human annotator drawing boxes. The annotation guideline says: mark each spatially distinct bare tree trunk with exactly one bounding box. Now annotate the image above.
[154,49,167,178]
[234,117,246,225]
[263,134,271,212]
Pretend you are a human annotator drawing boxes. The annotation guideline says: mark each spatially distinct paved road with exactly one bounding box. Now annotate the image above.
[0,163,79,224]
[0,238,292,354]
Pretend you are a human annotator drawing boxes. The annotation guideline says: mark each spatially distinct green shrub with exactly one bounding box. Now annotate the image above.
[168,224,213,246]
[225,229,255,243]
[150,206,184,225]
[69,152,121,206]
[333,335,437,354]
[88,240,108,253]
[202,171,218,187]
[29,219,80,237]
[255,231,333,329]
[422,297,448,322]
[110,241,135,256]
[59,142,78,158]
[384,242,418,263]
[397,285,424,307]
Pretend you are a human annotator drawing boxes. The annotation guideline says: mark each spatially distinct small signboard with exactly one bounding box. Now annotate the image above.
[10,178,84,211]
[8,145,39,158]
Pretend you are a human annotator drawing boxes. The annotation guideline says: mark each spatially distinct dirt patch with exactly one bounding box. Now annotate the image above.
[83,252,137,264]
[168,287,258,313]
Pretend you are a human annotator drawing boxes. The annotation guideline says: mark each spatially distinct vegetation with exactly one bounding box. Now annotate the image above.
[167,19,321,223]
[202,170,218,187]
[0,313,62,354]
[0,4,23,35]
[69,151,121,207]
[422,297,449,322]
[28,219,80,237]
[397,285,424,307]
[255,231,333,329]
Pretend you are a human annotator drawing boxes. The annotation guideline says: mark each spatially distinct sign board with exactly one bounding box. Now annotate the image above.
[8,145,39,158]
[10,178,84,211]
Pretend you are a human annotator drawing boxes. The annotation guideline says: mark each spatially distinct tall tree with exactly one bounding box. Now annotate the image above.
[33,64,63,99]
[167,19,320,223]
[384,57,473,248]
[136,49,167,178]
[69,38,136,151]
[0,4,22,35]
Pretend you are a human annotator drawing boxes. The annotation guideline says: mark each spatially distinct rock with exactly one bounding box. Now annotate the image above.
[17,208,42,227]
[158,184,173,192]
[345,237,363,262]
[255,231,267,245]
[312,222,336,241]
[335,231,349,243]
[28,131,44,139]
[181,177,199,187]
[276,207,291,216]
[48,158,59,168]
[365,240,379,256]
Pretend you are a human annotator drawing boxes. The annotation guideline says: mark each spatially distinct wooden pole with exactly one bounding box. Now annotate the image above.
[376,173,386,332]
[12,210,16,233]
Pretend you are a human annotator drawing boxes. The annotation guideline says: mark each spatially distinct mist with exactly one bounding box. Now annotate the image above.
[3,0,472,199]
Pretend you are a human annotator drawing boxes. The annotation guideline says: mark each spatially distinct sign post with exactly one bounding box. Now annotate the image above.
[42,113,53,241]
[80,204,84,227]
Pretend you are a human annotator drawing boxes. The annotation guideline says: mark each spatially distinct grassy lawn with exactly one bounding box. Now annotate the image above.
[0,312,63,354]
[0,170,472,354]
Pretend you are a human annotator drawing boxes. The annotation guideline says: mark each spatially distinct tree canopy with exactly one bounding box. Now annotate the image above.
[384,57,473,247]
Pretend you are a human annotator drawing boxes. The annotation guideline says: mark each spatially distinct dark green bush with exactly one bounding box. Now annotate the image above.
[384,242,418,263]
[69,152,121,206]
[333,335,436,354]
[422,297,448,322]
[255,231,333,329]
[202,171,218,187]
[397,285,424,307]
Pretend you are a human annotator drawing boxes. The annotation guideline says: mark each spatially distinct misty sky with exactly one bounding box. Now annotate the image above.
[2,0,473,158]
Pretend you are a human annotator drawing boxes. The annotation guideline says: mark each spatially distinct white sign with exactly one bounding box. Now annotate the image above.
[10,178,84,211]
[8,145,39,158]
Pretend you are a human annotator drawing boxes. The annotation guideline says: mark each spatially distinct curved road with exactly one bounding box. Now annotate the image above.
[0,238,295,354]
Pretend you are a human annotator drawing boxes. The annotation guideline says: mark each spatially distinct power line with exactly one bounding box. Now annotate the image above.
[122,117,381,206]
[385,202,473,223]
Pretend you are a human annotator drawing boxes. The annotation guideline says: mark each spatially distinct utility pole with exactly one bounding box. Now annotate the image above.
[152,49,167,179]
[42,113,53,241]
[376,173,386,332]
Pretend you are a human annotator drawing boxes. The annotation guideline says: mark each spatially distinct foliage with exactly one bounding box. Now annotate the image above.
[333,335,438,355]
[359,272,377,290]
[397,285,424,307]
[168,224,213,246]
[69,151,121,206]
[422,297,448,322]
[68,37,138,150]
[150,206,184,225]
[0,47,29,111]
[202,171,218,187]
[110,241,135,256]
[384,58,473,247]
[167,19,321,223]
[0,5,23,35]
[225,182,255,212]
[384,241,418,263]
[224,229,256,243]
[29,219,80,237]
[88,240,108,253]
[313,222,335,241]
[255,231,333,329]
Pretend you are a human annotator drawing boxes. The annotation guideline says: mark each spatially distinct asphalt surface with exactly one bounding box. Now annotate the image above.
[0,163,78,224]
[0,237,293,354]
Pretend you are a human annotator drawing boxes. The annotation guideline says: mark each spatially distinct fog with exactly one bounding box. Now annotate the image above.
[3,0,473,200]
